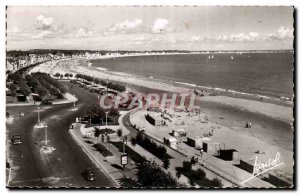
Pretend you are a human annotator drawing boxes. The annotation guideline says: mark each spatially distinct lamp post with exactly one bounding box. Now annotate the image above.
[106,78,108,92]
[37,107,40,123]
[105,112,108,129]
[45,126,48,146]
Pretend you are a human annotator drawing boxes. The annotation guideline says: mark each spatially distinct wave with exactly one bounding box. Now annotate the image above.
[174,81,197,87]
[96,67,107,71]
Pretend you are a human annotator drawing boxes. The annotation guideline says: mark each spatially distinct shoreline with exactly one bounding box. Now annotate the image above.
[29,58,293,121]
[87,58,293,105]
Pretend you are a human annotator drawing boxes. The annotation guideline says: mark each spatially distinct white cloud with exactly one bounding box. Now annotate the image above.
[268,26,293,40]
[36,15,54,30]
[10,26,20,34]
[75,28,94,38]
[107,19,142,34]
[151,18,169,33]
[191,36,201,42]
[32,30,52,39]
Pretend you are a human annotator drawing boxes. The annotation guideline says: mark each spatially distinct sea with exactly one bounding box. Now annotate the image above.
[90,52,294,99]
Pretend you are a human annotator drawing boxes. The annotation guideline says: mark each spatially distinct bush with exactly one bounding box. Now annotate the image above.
[117,128,123,137]
[135,133,170,160]
[137,161,178,187]
[163,158,170,169]
[92,143,113,157]
[18,79,31,96]
[131,137,137,146]
[211,178,223,187]
[182,161,192,171]
[192,168,206,180]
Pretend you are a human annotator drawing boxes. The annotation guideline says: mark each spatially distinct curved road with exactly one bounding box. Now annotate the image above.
[7,82,116,188]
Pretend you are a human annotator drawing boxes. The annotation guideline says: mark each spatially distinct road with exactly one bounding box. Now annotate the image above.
[6,82,116,187]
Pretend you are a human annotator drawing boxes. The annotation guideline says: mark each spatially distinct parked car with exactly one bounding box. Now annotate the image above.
[11,135,22,145]
[41,100,53,105]
[82,168,95,181]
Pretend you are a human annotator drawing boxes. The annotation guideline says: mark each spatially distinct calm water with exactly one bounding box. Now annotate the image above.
[91,52,294,98]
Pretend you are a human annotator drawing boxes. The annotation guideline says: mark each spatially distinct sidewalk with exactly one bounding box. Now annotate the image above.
[69,123,136,187]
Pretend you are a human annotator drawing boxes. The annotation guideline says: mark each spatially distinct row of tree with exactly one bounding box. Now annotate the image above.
[7,72,66,99]
[75,73,126,92]
[53,73,74,78]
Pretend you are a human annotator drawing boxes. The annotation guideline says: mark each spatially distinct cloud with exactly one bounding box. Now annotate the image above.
[107,19,142,34]
[191,36,201,42]
[151,18,169,33]
[74,27,94,38]
[32,30,52,39]
[268,26,293,40]
[36,15,54,30]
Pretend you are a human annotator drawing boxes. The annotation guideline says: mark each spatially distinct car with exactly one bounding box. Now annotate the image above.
[11,135,22,145]
[82,168,95,181]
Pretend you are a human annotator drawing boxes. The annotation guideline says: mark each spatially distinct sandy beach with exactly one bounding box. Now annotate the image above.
[29,58,294,181]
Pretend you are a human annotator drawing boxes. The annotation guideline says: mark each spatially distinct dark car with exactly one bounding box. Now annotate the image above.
[41,100,53,105]
[11,135,22,145]
[82,168,95,181]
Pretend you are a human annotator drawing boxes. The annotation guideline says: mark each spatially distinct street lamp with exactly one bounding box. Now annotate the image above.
[45,126,48,146]
[105,112,108,129]
[37,107,40,123]
[106,78,108,92]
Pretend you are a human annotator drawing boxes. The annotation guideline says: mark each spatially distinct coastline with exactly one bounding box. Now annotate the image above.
[29,57,294,120]
[27,57,294,182]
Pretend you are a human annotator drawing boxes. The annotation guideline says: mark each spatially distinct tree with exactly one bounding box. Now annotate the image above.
[131,136,137,147]
[182,161,192,171]
[117,128,123,137]
[94,127,101,142]
[36,85,49,97]
[87,103,106,120]
[18,80,31,96]
[119,176,138,187]
[136,161,178,187]
[163,158,170,169]
[54,73,61,77]
[211,178,223,187]
[176,170,181,179]
[192,168,206,180]
[109,107,119,117]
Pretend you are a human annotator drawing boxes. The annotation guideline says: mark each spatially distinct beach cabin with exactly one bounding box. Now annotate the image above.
[239,159,255,173]
[164,136,177,149]
[187,137,211,149]
[219,149,240,163]
[203,140,224,156]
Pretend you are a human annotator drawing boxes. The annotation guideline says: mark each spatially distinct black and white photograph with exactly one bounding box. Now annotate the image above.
[5,5,294,189]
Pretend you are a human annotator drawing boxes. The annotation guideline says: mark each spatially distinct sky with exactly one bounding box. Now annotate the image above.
[6,6,294,51]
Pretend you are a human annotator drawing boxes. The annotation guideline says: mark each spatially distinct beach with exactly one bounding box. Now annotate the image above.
[29,56,294,182]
